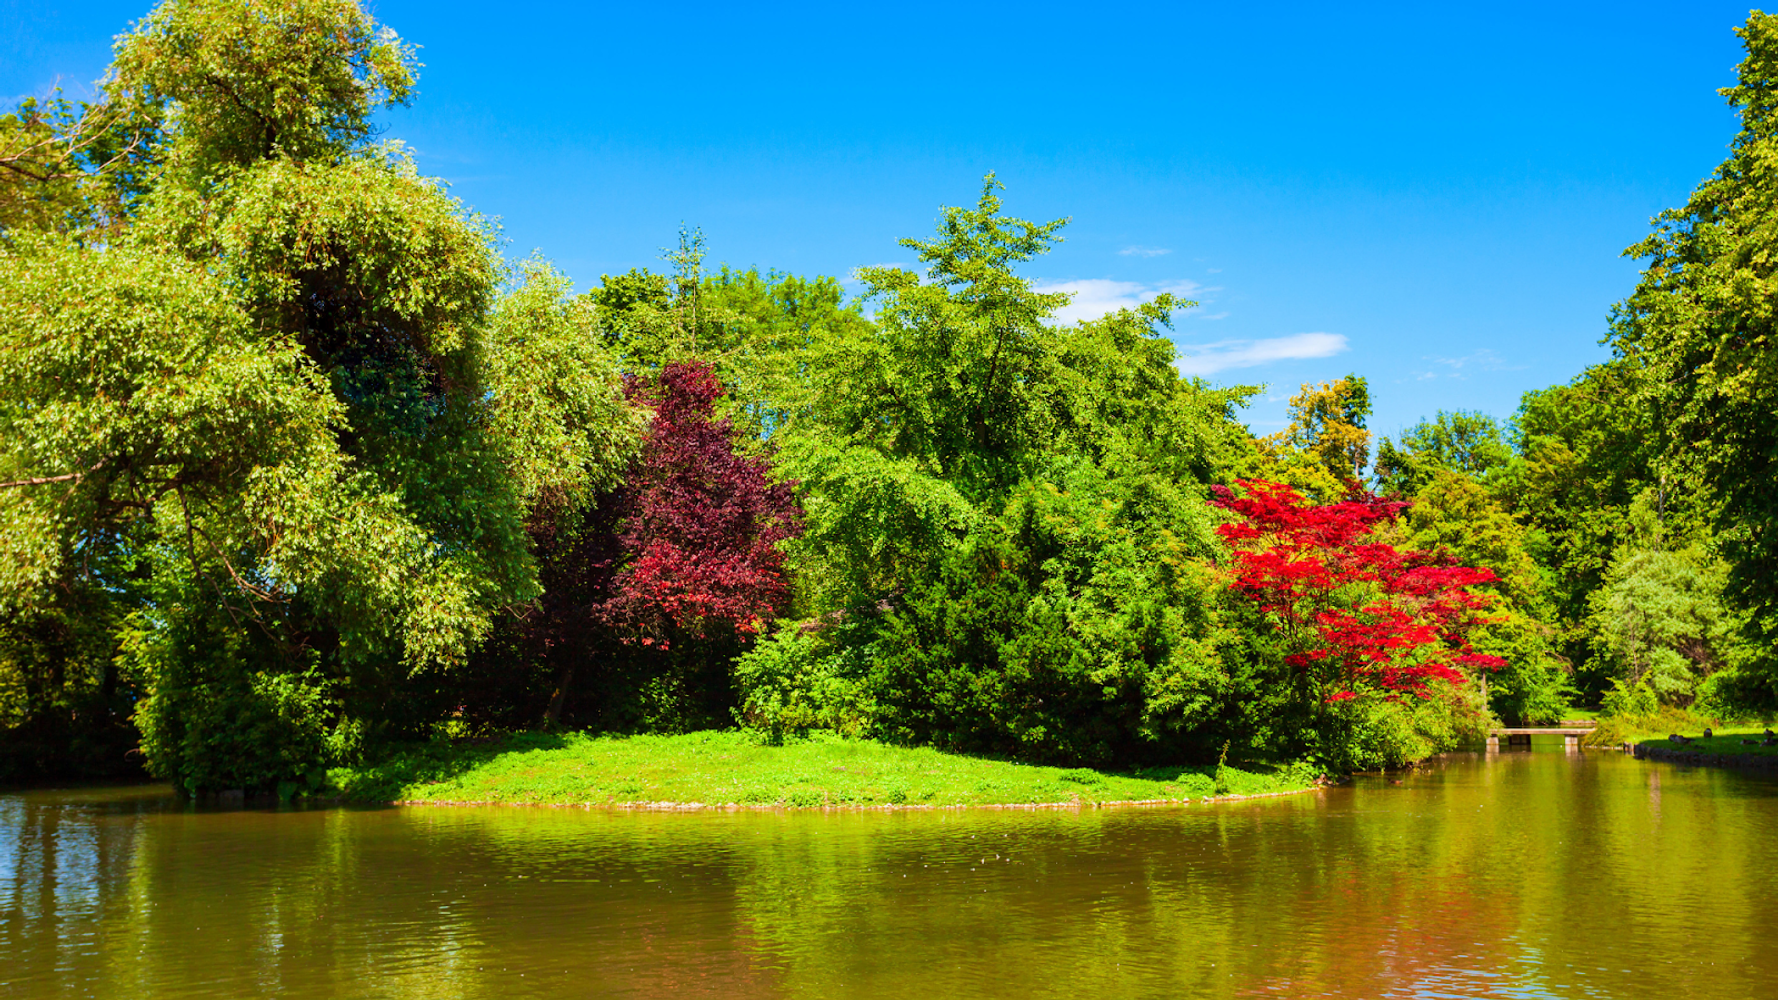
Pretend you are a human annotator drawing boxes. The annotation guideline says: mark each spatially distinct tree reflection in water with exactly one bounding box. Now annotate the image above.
[2,754,1774,998]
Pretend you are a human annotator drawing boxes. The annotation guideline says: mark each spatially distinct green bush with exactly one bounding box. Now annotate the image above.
[734,621,876,741]
[1693,667,1778,717]
[1584,704,1710,747]
[1311,682,1489,772]
[1600,678,1660,719]
[124,605,342,796]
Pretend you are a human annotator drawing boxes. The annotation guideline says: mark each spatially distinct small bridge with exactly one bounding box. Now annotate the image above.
[1487,721,1596,753]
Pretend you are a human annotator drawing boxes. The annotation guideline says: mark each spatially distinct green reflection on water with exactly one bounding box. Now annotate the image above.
[2,753,1775,999]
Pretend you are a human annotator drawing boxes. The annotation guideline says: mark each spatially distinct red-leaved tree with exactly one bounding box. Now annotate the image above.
[533,360,802,725]
[1210,479,1506,706]
[600,361,802,641]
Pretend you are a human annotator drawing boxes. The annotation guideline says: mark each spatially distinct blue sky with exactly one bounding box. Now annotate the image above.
[3,1,1756,439]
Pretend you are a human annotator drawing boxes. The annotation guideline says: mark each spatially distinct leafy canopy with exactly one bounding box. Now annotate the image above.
[1608,11,1778,651]
[1259,375,1372,498]
[111,0,415,177]
[1374,410,1512,497]
[1212,480,1506,704]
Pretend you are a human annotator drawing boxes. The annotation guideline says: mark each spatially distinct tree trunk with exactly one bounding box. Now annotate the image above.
[545,665,574,726]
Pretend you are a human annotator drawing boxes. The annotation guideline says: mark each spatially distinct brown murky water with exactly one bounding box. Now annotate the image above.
[2,751,1775,998]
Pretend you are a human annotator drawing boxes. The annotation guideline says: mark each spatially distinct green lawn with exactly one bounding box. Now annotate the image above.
[327,730,1322,808]
[1582,709,1775,750]
[1636,729,1778,757]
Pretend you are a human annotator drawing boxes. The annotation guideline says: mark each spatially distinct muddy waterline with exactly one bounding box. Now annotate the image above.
[3,750,1774,998]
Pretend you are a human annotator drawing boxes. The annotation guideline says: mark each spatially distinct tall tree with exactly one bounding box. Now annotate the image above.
[1608,11,1778,698]
[1259,375,1372,499]
[2,0,637,790]
[1587,546,1731,708]
[500,361,800,731]
[1374,410,1513,497]
[735,178,1264,765]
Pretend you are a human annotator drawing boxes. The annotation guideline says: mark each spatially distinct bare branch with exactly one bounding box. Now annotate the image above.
[0,471,83,489]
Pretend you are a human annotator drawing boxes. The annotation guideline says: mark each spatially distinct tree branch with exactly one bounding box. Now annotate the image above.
[0,471,83,489]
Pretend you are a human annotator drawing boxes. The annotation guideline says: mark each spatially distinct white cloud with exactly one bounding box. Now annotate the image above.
[1118,245,1173,257]
[1032,278,1208,324]
[1176,332,1350,377]
[1409,348,1524,381]
[1431,348,1519,371]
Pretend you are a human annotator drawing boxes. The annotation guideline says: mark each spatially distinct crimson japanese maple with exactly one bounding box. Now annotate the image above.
[1211,479,1505,705]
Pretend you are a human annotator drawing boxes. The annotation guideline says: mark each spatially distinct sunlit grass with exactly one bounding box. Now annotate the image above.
[328,730,1322,808]
[1583,707,1778,755]
[1635,729,1778,756]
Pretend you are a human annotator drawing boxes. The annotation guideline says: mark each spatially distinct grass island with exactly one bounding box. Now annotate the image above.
[326,731,1323,809]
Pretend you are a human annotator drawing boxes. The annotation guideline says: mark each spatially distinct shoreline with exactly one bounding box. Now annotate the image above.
[391,783,1326,813]
[1632,742,1778,771]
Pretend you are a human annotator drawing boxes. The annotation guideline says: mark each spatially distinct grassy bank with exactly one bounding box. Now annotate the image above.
[1631,729,1778,758]
[1583,707,1777,753]
[327,731,1322,808]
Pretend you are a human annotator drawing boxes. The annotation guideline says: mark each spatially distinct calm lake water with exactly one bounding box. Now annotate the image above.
[2,751,1774,999]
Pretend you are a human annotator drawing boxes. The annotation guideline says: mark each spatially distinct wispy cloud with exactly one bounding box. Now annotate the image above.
[1176,332,1350,377]
[1409,348,1523,381]
[1118,245,1173,257]
[1032,278,1209,324]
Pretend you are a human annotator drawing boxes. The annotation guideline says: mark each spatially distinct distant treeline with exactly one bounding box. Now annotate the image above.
[4,0,1775,791]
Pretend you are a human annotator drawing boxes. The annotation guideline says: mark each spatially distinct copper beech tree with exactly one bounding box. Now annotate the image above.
[1211,480,1506,707]
[602,362,802,639]
[535,360,802,725]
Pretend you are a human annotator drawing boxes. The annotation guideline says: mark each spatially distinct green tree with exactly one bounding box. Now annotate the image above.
[803,175,1074,498]
[1607,11,1778,697]
[2,0,637,789]
[1498,362,1663,701]
[591,251,878,443]
[1259,375,1372,497]
[735,177,1264,765]
[1588,546,1731,708]
[1394,469,1571,723]
[108,0,415,181]
[0,237,433,791]
[1374,410,1513,496]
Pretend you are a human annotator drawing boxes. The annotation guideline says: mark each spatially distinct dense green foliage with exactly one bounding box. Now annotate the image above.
[1602,12,1778,710]
[9,1,1778,790]
[2,0,636,786]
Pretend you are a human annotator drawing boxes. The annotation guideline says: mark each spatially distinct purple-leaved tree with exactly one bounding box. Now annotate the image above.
[536,360,802,726]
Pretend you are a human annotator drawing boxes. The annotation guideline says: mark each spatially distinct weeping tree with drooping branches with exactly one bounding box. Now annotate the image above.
[2,0,642,791]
